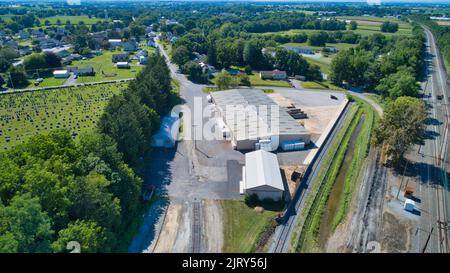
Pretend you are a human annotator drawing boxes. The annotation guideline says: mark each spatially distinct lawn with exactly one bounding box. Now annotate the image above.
[301,81,345,91]
[248,73,291,87]
[0,83,126,150]
[26,77,67,89]
[221,200,282,253]
[70,50,144,83]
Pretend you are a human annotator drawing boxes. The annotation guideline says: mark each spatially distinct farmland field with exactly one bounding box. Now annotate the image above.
[0,83,126,150]
[282,42,357,52]
[0,15,108,25]
[257,16,412,38]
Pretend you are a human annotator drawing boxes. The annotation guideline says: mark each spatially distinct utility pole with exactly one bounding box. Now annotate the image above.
[422,227,434,253]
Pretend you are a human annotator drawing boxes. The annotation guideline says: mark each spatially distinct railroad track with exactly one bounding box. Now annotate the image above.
[192,201,202,253]
[421,27,449,253]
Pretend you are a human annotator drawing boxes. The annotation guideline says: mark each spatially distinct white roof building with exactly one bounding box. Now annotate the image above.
[116,62,129,68]
[53,70,69,78]
[241,150,284,201]
[211,89,310,150]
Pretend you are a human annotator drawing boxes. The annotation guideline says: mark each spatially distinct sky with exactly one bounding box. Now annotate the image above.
[16,0,450,4]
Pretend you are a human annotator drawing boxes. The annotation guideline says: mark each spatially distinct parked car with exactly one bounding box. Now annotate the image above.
[142,184,155,201]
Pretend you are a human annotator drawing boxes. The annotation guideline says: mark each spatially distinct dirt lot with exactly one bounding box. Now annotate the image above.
[380,211,411,253]
[301,105,343,140]
[281,165,308,198]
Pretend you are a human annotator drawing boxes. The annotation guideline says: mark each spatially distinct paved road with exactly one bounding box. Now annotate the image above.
[64,73,77,86]
[409,26,449,253]
[268,101,351,253]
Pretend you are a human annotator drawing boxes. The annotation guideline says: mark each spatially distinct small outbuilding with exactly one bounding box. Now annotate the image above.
[116,62,130,69]
[241,150,285,201]
[53,70,69,78]
[151,116,180,148]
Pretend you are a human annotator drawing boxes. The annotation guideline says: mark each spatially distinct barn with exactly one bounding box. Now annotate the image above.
[240,150,285,201]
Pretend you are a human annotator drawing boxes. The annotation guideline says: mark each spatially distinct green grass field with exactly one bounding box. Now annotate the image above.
[40,15,109,25]
[27,77,67,89]
[300,81,345,91]
[221,200,282,253]
[282,42,357,52]
[0,83,126,150]
[70,50,146,83]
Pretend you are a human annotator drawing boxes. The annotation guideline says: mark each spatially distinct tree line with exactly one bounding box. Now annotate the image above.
[329,26,428,167]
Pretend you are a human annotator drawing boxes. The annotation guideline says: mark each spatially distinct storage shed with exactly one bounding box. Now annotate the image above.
[241,150,285,201]
[53,70,69,78]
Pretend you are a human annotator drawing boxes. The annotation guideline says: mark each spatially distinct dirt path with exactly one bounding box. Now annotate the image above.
[203,199,224,252]
[153,204,183,253]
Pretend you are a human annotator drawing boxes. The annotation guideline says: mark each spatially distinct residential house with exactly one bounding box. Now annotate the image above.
[108,39,122,49]
[70,54,83,60]
[326,47,338,53]
[76,67,95,76]
[92,31,108,48]
[31,30,45,38]
[123,39,138,52]
[260,69,287,80]
[169,36,178,44]
[147,39,156,47]
[136,50,148,58]
[2,39,18,49]
[112,53,129,63]
[165,32,173,40]
[56,27,67,35]
[18,30,30,39]
[139,55,148,65]
[39,38,61,49]
[199,62,216,74]
[19,46,32,56]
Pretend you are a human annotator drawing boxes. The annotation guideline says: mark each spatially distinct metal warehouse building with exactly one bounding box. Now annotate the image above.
[241,150,285,201]
[210,89,310,150]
